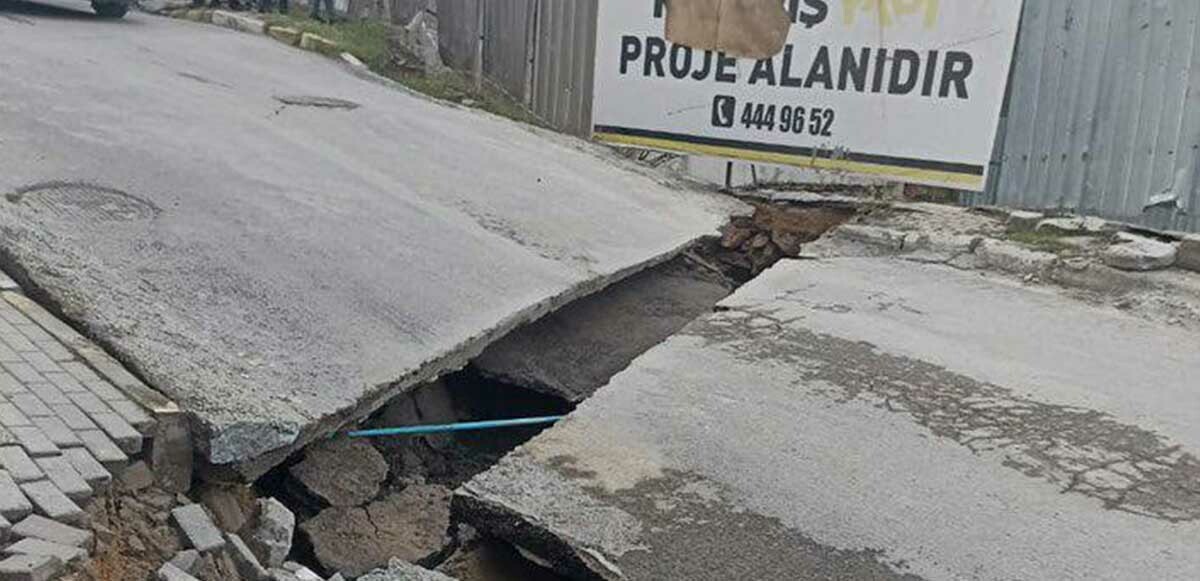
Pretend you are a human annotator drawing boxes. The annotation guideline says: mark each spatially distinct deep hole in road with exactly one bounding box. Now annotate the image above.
[250,201,858,579]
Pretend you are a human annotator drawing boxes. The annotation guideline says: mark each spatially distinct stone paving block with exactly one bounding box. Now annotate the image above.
[32,458,89,503]
[14,355,56,376]
[0,514,8,545]
[0,429,15,449]
[10,325,52,347]
[60,449,110,493]
[0,345,20,365]
[11,515,92,548]
[48,405,93,432]
[159,562,201,581]
[0,334,37,355]
[7,429,56,458]
[40,374,84,395]
[7,397,50,420]
[0,553,63,581]
[171,504,226,553]
[76,431,126,471]
[0,376,23,398]
[23,385,66,408]
[0,471,32,522]
[29,342,70,365]
[168,549,201,574]
[65,392,110,416]
[2,538,85,564]
[0,450,41,484]
[106,399,155,433]
[58,363,100,386]
[227,532,269,580]
[19,481,83,526]
[0,405,31,429]
[28,418,78,449]
[0,365,39,385]
[88,413,142,455]
[81,379,124,403]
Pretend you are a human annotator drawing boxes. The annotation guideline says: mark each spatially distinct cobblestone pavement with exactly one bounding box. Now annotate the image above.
[0,272,160,579]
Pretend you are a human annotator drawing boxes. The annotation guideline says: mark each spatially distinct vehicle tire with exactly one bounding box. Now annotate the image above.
[92,2,129,18]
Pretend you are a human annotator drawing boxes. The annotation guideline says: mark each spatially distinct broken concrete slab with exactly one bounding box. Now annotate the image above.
[476,256,732,402]
[247,498,294,569]
[289,437,388,507]
[1102,232,1178,271]
[302,485,452,578]
[0,16,739,478]
[458,257,1200,581]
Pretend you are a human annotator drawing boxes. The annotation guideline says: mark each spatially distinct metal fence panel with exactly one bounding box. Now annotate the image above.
[438,0,598,137]
[986,0,1200,232]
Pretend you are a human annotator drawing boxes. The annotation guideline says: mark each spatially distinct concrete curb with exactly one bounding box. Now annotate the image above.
[167,9,345,62]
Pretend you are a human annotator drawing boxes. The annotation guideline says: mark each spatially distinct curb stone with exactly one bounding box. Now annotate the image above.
[299,33,341,56]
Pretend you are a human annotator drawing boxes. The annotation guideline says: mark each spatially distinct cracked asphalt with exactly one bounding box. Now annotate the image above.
[0,2,738,476]
[461,257,1200,581]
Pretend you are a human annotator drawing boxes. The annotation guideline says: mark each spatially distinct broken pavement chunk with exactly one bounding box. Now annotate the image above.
[301,485,451,578]
[288,437,387,507]
[170,504,226,553]
[247,498,294,569]
[1101,232,1178,272]
[665,0,791,59]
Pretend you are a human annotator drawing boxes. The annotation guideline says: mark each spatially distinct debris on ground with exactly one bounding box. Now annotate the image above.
[1101,232,1178,271]
[288,438,388,508]
[300,484,452,578]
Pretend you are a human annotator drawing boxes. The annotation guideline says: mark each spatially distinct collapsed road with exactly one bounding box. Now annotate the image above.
[459,257,1200,581]
[0,9,740,479]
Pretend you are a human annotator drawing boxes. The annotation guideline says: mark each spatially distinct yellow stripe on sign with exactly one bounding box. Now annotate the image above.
[594,132,984,189]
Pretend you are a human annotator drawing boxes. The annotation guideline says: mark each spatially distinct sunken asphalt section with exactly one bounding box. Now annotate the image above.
[459,257,1200,581]
[0,9,739,478]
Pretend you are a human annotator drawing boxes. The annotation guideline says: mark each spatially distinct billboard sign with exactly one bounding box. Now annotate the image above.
[592,0,1024,190]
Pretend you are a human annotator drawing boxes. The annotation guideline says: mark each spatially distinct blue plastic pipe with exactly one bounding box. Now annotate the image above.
[346,415,565,438]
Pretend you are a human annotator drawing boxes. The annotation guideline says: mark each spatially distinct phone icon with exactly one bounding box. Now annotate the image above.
[712,95,736,128]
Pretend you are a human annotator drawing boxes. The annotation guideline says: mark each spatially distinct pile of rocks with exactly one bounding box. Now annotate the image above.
[717,201,857,277]
[157,490,322,581]
[290,427,454,578]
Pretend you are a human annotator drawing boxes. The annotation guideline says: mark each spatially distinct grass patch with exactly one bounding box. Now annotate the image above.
[262,10,391,70]
[260,9,543,126]
[1006,231,1079,254]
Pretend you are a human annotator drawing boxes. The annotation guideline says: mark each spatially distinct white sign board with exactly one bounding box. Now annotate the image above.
[592,0,1024,190]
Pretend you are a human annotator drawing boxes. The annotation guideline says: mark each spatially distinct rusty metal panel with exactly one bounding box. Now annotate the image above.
[984,0,1200,232]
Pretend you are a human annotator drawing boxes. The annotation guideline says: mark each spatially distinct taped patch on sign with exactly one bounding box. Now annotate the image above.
[665,0,791,59]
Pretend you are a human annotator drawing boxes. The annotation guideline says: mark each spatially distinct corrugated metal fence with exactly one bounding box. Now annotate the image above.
[438,0,598,137]
[975,0,1200,233]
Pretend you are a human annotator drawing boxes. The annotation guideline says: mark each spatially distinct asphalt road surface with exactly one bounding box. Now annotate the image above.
[461,257,1200,581]
[0,2,736,476]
